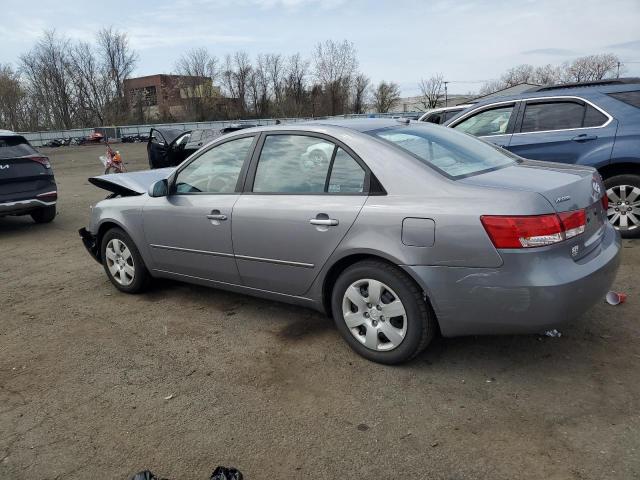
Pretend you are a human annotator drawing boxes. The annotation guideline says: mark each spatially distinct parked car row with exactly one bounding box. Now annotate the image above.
[421,78,640,238]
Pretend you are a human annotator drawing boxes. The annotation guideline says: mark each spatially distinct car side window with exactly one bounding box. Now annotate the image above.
[253,135,335,193]
[521,101,585,132]
[424,113,442,124]
[442,110,461,122]
[453,105,514,136]
[583,105,608,127]
[174,136,254,194]
[328,148,366,193]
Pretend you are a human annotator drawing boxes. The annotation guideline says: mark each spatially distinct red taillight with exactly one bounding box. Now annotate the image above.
[601,194,608,211]
[481,209,586,249]
[27,155,51,169]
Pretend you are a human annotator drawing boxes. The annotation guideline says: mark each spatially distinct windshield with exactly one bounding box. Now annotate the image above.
[369,125,515,178]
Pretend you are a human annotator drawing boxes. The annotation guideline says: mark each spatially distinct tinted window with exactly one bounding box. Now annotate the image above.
[608,90,640,108]
[583,105,608,127]
[424,113,442,124]
[175,136,253,194]
[372,126,514,178]
[521,101,584,132]
[453,105,514,136]
[0,136,37,159]
[328,148,365,193]
[253,135,335,193]
[443,109,462,122]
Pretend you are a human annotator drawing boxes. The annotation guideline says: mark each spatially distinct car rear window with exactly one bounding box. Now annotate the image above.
[369,125,515,179]
[608,90,640,108]
[0,136,37,159]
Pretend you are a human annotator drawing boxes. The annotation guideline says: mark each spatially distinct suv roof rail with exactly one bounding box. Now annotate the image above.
[531,77,640,92]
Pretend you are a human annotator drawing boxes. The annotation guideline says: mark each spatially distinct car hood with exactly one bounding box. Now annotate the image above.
[460,159,602,212]
[89,168,174,196]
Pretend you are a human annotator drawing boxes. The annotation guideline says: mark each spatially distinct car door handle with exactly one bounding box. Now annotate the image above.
[310,218,338,226]
[572,134,598,142]
[206,210,227,221]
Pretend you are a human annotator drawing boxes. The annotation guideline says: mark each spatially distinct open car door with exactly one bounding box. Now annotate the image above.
[147,128,192,169]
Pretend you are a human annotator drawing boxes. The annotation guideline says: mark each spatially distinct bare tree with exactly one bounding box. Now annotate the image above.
[418,73,444,109]
[175,47,220,120]
[351,73,370,114]
[563,54,621,82]
[313,40,358,115]
[0,64,27,130]
[222,52,253,117]
[20,30,76,129]
[372,81,401,113]
[69,41,111,126]
[264,53,284,115]
[96,27,138,101]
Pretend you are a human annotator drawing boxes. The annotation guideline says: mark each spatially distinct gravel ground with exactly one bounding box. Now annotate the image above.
[1,143,638,480]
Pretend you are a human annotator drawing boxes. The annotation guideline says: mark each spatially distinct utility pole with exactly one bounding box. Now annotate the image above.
[444,81,449,107]
[617,62,621,78]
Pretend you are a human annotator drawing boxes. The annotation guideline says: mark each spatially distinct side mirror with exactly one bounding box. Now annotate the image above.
[148,179,169,197]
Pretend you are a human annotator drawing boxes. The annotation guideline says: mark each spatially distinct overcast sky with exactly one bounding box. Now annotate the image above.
[1,0,639,95]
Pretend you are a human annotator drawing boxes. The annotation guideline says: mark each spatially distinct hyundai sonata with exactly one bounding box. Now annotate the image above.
[79,119,620,364]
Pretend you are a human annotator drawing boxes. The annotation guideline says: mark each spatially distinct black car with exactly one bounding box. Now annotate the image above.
[0,131,57,223]
[147,125,260,169]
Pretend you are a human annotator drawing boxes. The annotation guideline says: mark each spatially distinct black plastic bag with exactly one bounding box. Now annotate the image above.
[210,466,243,480]
[130,471,167,480]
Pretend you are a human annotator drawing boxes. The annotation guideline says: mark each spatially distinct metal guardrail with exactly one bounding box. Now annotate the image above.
[18,112,423,147]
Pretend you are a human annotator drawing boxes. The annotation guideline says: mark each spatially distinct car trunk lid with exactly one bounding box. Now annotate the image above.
[462,160,607,259]
[0,136,51,196]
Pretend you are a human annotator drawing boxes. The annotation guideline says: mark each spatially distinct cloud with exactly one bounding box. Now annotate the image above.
[606,39,640,50]
[522,48,576,56]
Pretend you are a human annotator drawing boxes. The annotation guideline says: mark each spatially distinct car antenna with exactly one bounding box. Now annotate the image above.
[396,118,410,125]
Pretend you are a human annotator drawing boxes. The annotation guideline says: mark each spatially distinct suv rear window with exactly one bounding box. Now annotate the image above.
[608,90,640,108]
[0,136,37,159]
[370,125,514,179]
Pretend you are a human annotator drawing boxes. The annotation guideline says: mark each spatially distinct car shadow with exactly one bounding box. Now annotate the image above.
[140,277,583,369]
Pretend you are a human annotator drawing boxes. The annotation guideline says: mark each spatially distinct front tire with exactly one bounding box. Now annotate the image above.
[604,174,640,239]
[331,260,436,364]
[31,205,56,223]
[100,228,150,293]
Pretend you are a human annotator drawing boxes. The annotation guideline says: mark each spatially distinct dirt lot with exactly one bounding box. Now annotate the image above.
[1,143,639,480]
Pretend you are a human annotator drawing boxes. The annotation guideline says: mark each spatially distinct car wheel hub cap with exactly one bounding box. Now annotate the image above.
[342,279,407,352]
[607,184,640,231]
[105,239,135,286]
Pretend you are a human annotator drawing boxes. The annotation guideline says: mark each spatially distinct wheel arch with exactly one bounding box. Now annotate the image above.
[598,161,640,180]
[320,252,440,331]
[95,219,131,261]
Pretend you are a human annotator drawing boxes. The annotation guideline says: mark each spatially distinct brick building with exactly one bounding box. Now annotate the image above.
[124,74,235,121]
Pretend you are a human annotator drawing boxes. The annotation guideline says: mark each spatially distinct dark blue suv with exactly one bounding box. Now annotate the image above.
[444,79,640,238]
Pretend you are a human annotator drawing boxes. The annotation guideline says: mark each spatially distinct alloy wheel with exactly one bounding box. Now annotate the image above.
[607,184,640,232]
[105,238,135,286]
[342,279,407,351]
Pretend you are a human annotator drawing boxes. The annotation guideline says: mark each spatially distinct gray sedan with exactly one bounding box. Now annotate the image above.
[79,119,620,364]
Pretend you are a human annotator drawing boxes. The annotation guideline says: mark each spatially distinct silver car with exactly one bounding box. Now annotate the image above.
[79,119,621,364]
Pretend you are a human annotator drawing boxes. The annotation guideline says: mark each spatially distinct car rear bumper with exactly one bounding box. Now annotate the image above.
[79,227,101,263]
[0,197,56,216]
[403,224,621,337]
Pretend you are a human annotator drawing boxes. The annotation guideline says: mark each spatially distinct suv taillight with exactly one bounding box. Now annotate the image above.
[27,155,51,169]
[601,193,609,211]
[481,209,586,248]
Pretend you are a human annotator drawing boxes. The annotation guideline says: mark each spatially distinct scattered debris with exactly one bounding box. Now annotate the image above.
[164,394,174,401]
[431,441,439,447]
[485,377,496,383]
[210,466,243,480]
[544,329,562,337]
[606,291,627,306]
[357,423,370,431]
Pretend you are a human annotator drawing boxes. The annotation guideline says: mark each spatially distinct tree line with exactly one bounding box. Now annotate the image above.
[0,28,627,132]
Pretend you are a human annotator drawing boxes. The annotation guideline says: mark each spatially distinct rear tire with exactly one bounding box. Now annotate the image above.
[603,174,640,239]
[100,228,150,293]
[331,260,436,365]
[30,205,56,223]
